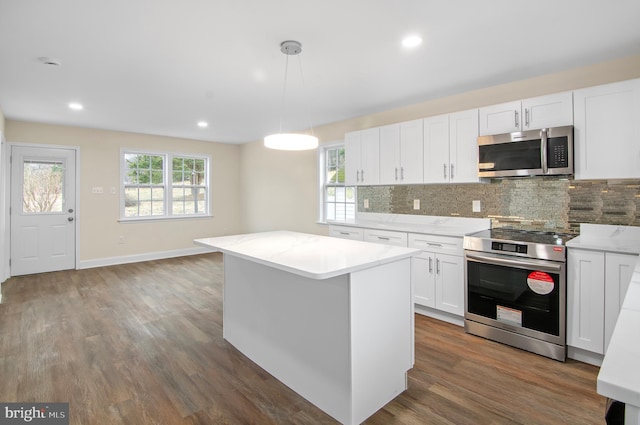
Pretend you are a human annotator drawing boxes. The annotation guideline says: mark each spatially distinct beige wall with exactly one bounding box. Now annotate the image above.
[6,121,243,263]
[240,54,640,235]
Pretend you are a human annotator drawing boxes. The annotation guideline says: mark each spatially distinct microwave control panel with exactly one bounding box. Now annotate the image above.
[547,136,569,168]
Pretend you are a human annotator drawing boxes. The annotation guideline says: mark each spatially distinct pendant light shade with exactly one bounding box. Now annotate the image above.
[264,40,318,151]
[264,133,318,150]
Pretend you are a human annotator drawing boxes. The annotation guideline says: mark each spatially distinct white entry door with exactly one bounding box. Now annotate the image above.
[10,146,77,276]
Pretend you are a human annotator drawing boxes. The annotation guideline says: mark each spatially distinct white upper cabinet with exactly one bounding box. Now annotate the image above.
[424,109,480,184]
[573,78,640,180]
[479,92,573,135]
[379,124,401,185]
[449,109,480,183]
[379,120,423,185]
[399,119,424,184]
[423,114,450,183]
[345,128,380,185]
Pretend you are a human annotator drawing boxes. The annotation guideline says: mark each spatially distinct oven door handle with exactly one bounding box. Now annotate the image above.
[465,252,563,273]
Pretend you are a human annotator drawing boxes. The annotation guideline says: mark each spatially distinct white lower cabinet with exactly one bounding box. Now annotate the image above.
[409,233,464,316]
[567,248,637,356]
[362,228,408,247]
[328,225,364,241]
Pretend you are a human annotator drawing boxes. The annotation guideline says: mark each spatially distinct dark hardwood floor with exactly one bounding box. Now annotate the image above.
[0,253,606,424]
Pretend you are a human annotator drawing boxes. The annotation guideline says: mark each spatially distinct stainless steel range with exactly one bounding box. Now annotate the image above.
[463,228,576,361]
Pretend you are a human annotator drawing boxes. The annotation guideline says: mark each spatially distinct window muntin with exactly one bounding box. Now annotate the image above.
[322,145,355,222]
[121,151,210,220]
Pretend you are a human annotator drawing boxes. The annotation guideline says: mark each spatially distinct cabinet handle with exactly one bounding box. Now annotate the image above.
[361,169,364,182]
[356,170,360,182]
[515,110,519,128]
[525,108,530,127]
[443,163,447,179]
[450,164,454,180]
[339,232,350,235]
[401,167,404,180]
[395,167,398,180]
[377,236,390,241]
[436,258,441,275]
[429,257,433,273]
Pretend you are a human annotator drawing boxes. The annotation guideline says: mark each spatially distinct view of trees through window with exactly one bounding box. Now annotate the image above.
[123,152,208,218]
[22,161,64,213]
[324,146,355,221]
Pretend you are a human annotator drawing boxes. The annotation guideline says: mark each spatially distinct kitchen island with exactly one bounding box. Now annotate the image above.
[194,231,421,425]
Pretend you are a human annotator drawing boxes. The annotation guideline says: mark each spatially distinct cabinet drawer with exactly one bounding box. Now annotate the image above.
[408,233,462,254]
[363,229,408,247]
[329,225,364,241]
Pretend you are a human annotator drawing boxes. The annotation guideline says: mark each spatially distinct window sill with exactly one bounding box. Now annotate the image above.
[119,214,213,223]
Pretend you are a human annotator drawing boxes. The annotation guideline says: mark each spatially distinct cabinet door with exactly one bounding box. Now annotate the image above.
[449,109,480,183]
[567,249,605,354]
[423,114,450,183]
[379,124,401,185]
[344,131,361,185]
[359,128,380,185]
[434,253,464,316]
[574,78,640,179]
[604,253,636,352]
[399,119,424,184]
[522,91,573,130]
[412,252,435,308]
[478,100,521,135]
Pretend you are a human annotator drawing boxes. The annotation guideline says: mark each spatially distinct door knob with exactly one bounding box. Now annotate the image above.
[68,217,74,222]
[68,208,74,213]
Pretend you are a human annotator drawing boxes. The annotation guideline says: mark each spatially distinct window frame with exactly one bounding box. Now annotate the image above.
[318,141,356,223]
[120,149,211,221]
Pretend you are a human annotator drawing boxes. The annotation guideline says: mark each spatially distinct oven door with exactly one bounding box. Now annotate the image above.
[465,251,565,345]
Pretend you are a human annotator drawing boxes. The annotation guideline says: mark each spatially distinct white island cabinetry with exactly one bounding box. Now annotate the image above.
[195,231,419,425]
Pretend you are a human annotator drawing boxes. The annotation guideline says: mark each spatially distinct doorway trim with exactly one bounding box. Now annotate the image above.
[6,142,81,277]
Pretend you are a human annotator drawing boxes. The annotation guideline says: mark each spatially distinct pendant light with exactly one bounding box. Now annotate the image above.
[264,40,319,151]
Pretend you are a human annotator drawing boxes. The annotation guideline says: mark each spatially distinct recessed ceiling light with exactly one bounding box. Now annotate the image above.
[402,35,423,48]
[68,102,83,111]
[197,121,208,128]
[38,57,62,67]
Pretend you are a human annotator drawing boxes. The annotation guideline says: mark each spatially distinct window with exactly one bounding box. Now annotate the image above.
[121,150,210,220]
[321,144,355,222]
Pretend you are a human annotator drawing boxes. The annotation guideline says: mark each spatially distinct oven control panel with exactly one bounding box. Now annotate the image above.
[491,241,528,254]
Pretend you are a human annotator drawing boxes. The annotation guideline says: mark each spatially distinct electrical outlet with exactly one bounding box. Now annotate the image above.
[413,199,420,210]
[118,235,125,244]
[364,199,369,209]
[472,200,481,212]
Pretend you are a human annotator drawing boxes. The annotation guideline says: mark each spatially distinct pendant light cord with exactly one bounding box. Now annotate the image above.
[296,54,315,137]
[278,53,290,134]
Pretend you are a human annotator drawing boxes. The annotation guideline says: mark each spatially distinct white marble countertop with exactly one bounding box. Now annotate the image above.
[567,223,640,255]
[598,255,640,407]
[327,213,490,237]
[195,231,421,280]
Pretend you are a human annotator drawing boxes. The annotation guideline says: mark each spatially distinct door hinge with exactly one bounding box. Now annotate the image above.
[8,259,11,267]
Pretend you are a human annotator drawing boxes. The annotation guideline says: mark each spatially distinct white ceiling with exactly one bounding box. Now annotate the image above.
[1,0,639,144]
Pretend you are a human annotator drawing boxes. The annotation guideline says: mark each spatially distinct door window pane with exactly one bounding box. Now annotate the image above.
[22,160,64,213]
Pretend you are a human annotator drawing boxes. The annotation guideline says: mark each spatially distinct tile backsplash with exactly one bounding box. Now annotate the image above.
[357,178,640,234]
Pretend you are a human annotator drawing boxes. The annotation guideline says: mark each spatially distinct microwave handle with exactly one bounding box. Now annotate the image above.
[541,129,548,174]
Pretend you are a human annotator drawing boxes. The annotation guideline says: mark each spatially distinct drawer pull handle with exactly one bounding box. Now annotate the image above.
[377,236,390,241]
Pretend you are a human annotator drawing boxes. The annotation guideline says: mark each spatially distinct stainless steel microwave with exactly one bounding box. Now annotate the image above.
[477,125,573,178]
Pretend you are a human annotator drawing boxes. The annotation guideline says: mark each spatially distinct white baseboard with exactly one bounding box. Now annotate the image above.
[78,246,213,269]
[415,304,464,327]
[567,346,603,367]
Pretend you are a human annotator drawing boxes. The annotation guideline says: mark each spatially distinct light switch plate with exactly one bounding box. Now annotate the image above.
[413,199,420,210]
[472,200,481,212]
[364,199,369,209]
